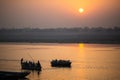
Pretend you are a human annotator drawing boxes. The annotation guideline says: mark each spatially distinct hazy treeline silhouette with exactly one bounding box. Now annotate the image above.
[0,27,120,43]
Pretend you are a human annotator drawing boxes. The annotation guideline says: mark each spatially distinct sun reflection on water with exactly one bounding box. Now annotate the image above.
[79,43,84,53]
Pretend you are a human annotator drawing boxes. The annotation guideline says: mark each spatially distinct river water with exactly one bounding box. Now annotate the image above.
[0,43,120,80]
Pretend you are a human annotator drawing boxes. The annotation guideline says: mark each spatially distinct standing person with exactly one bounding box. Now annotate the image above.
[21,58,23,64]
[36,60,42,70]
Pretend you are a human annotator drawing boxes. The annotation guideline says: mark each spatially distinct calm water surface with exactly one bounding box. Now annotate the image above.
[0,43,120,80]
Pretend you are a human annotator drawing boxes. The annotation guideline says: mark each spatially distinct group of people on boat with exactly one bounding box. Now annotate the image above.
[20,58,71,71]
[21,58,42,71]
[51,59,71,67]
[0,58,72,79]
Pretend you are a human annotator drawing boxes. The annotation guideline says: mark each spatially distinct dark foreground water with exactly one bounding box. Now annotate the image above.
[0,43,120,80]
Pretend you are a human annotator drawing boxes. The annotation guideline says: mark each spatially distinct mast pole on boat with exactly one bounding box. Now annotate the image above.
[28,53,34,62]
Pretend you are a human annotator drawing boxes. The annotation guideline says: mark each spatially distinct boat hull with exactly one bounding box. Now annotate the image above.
[0,71,30,79]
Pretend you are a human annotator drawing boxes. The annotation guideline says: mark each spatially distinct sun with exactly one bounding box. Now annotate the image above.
[79,8,84,13]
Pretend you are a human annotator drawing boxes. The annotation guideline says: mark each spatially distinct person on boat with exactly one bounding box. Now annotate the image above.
[21,58,23,64]
[36,60,42,70]
[37,61,41,67]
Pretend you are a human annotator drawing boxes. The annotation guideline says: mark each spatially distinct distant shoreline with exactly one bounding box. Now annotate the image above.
[0,41,120,44]
[0,27,120,44]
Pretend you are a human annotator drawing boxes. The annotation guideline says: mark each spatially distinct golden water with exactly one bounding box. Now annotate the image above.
[0,43,120,80]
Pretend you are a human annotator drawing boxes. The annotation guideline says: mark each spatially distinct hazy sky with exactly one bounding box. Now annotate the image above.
[0,0,120,29]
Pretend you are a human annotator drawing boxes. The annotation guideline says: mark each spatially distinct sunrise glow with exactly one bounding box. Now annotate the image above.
[78,8,84,13]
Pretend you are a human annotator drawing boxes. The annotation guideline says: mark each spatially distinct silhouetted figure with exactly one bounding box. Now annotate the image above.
[37,61,41,68]
[21,58,23,64]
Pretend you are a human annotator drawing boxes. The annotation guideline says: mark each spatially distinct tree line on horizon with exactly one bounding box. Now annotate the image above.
[0,26,120,31]
[0,26,120,43]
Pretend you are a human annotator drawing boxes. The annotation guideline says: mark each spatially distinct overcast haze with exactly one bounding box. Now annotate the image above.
[0,0,120,29]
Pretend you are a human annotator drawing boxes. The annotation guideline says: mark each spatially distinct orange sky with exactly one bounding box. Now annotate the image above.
[0,0,120,28]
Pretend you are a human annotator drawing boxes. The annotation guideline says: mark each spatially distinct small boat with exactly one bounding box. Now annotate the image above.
[51,59,72,67]
[0,71,30,79]
[21,58,42,71]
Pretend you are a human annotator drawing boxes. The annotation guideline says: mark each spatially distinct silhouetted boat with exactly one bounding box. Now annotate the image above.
[21,58,42,71]
[0,71,30,79]
[51,59,71,67]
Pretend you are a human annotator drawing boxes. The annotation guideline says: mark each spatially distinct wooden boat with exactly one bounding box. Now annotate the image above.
[51,59,71,67]
[0,71,30,79]
[21,59,42,71]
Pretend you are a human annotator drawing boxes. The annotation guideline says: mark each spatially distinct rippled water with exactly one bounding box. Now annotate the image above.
[0,43,120,80]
